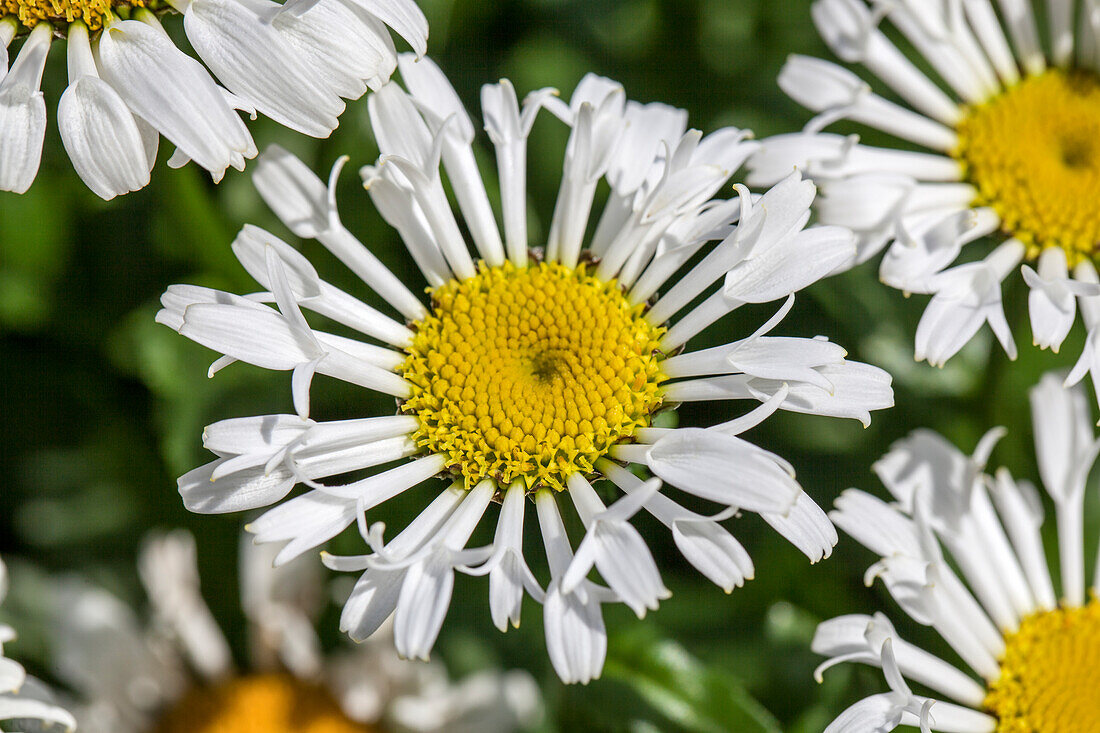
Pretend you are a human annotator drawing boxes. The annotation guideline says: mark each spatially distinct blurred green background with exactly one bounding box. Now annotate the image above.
[1,0,1097,731]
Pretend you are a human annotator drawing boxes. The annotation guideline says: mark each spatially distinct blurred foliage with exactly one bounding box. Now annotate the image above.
[1,0,1099,731]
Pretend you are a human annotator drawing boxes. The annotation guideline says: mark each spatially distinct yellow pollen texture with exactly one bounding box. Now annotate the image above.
[1,0,145,30]
[151,674,377,733]
[984,597,1100,732]
[954,70,1100,265]
[401,261,666,492]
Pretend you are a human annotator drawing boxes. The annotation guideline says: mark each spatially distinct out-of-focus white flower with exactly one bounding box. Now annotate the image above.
[0,556,78,732]
[50,530,539,733]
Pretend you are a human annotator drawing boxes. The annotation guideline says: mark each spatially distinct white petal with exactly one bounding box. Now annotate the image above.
[202,413,310,453]
[486,484,542,630]
[746,360,895,427]
[179,458,298,513]
[989,469,1056,611]
[1022,247,1095,352]
[811,0,961,123]
[1031,373,1094,503]
[727,335,848,387]
[760,491,837,562]
[57,22,149,199]
[916,241,1025,366]
[59,76,151,199]
[723,225,856,303]
[831,489,924,558]
[254,149,430,318]
[96,15,256,179]
[778,55,956,150]
[543,585,606,685]
[393,554,453,660]
[184,0,344,136]
[338,0,427,56]
[565,517,667,618]
[824,693,902,733]
[0,25,49,194]
[880,209,997,295]
[0,697,78,730]
[178,301,320,369]
[813,613,987,707]
[232,226,413,346]
[645,428,801,513]
[138,530,233,680]
[247,490,358,564]
[340,568,403,640]
[276,0,396,94]
[606,100,687,195]
[252,144,330,237]
[0,658,25,696]
[671,519,754,592]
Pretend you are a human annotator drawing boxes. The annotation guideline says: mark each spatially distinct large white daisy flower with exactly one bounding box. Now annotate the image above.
[747,0,1100,385]
[50,530,539,733]
[158,56,894,684]
[0,0,425,198]
[0,556,78,732]
[815,371,1100,732]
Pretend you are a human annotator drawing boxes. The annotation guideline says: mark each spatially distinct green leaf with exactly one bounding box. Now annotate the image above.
[603,627,783,733]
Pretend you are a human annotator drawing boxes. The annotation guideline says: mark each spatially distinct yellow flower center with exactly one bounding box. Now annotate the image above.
[984,597,1100,732]
[954,70,1100,266]
[400,260,666,492]
[151,674,377,733]
[3,0,149,31]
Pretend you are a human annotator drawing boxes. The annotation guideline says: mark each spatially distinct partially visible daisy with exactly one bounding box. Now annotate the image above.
[50,530,539,733]
[159,56,894,684]
[748,0,1100,388]
[814,371,1100,732]
[0,556,78,732]
[0,0,425,198]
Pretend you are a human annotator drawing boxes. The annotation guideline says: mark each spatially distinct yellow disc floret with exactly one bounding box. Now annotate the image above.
[401,260,666,492]
[984,597,1100,732]
[152,674,377,733]
[1,0,148,31]
[955,70,1100,265]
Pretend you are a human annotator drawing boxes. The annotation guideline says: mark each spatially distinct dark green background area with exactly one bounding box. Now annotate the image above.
[1,1,1096,731]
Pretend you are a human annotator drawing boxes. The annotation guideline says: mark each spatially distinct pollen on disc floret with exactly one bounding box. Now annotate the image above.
[983,597,1100,732]
[1,0,150,30]
[954,69,1100,266]
[400,260,667,492]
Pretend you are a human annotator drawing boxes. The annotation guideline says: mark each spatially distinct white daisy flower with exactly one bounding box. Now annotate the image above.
[747,0,1100,382]
[0,556,78,732]
[0,0,426,198]
[159,56,894,684]
[815,370,1100,732]
[50,529,539,733]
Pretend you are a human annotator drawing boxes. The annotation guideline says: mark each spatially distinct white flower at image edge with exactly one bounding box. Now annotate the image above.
[815,371,1100,732]
[0,0,426,198]
[159,56,894,684]
[748,0,1100,409]
[0,556,78,732]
